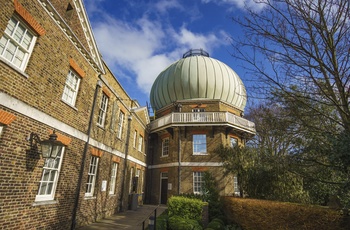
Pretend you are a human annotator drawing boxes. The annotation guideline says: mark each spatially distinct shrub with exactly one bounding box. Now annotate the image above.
[168,216,202,230]
[223,197,348,230]
[206,219,224,230]
[155,210,168,229]
[168,196,206,222]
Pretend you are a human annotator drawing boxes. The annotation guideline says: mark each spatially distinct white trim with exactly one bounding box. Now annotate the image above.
[35,147,65,202]
[148,162,223,169]
[0,92,147,167]
[37,0,104,73]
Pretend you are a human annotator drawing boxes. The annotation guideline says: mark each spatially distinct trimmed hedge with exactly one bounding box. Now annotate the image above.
[168,196,207,222]
[223,197,349,230]
[168,216,202,230]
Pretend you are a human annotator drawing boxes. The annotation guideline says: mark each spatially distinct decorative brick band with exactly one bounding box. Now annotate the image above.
[90,147,103,157]
[192,167,208,172]
[161,133,171,139]
[102,86,111,98]
[112,156,120,163]
[69,58,86,78]
[14,0,46,36]
[48,129,71,146]
[0,110,16,125]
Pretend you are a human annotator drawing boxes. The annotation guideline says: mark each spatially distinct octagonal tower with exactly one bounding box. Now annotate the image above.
[146,49,255,204]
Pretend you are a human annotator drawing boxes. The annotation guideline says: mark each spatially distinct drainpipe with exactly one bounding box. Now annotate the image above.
[177,104,182,195]
[119,114,133,211]
[178,128,181,194]
[71,79,102,230]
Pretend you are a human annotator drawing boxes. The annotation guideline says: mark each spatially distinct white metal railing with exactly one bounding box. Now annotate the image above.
[149,112,256,133]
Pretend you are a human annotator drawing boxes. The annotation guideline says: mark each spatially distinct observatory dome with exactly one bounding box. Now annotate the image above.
[150,49,247,111]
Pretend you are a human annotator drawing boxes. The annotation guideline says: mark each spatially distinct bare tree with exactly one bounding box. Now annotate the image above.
[232,0,350,132]
[231,0,350,207]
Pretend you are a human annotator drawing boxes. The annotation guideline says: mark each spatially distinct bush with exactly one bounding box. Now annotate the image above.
[168,216,202,230]
[168,196,206,222]
[155,210,168,229]
[223,197,348,230]
[206,219,224,230]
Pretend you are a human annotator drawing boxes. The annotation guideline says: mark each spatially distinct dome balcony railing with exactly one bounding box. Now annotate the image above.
[149,112,256,134]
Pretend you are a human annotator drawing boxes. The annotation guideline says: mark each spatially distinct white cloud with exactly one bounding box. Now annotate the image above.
[155,0,183,14]
[201,0,267,12]
[88,6,222,96]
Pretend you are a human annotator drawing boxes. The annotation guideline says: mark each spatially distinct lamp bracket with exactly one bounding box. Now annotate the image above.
[28,132,41,147]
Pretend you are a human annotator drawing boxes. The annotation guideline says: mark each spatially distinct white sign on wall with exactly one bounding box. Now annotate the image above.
[101,180,107,191]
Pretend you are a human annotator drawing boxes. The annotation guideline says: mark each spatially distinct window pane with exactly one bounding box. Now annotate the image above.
[193,135,207,154]
[162,138,169,156]
[4,41,16,61]
[193,172,204,194]
[62,70,80,106]
[0,37,7,54]
[13,48,24,68]
[22,32,33,50]
[5,18,16,35]
[14,24,25,43]
[98,94,108,126]
[0,17,36,71]
[36,148,64,201]
[86,156,99,196]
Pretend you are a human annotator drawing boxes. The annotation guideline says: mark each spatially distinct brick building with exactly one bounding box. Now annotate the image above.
[146,49,255,204]
[0,0,148,229]
[0,1,255,229]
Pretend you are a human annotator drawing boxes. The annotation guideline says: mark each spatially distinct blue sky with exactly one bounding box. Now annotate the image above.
[83,0,265,108]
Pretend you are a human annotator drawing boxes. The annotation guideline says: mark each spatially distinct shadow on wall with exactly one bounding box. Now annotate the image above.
[26,147,40,171]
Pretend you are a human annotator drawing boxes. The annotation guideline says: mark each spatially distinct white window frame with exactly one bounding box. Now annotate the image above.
[162,137,169,157]
[140,170,144,194]
[129,168,134,194]
[193,171,204,195]
[62,69,81,106]
[0,16,37,71]
[117,110,124,139]
[234,176,240,196]
[35,147,65,202]
[97,93,108,127]
[85,156,99,196]
[138,135,143,152]
[133,130,137,148]
[193,134,207,155]
[109,162,118,195]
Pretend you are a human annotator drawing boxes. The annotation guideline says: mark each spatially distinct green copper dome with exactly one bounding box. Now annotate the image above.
[150,49,247,111]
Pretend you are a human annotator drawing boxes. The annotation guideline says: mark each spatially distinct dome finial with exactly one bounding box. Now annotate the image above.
[183,49,209,58]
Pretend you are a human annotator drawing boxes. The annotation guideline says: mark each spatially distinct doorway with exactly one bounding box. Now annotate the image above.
[160,172,168,204]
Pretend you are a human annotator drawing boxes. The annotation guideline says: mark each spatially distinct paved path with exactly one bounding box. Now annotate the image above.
[77,205,167,230]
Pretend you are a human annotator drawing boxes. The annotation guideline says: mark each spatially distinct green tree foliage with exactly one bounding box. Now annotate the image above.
[202,172,225,221]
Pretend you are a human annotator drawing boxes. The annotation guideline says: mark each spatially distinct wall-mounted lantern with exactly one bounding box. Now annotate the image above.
[29,131,65,159]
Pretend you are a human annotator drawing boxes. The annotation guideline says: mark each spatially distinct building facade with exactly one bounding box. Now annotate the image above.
[146,50,255,204]
[0,0,148,229]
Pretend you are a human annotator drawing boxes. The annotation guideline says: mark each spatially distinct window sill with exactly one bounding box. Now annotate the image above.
[193,153,209,156]
[84,196,96,200]
[32,199,58,206]
[61,100,78,111]
[97,124,105,130]
[160,155,168,158]
[0,57,29,79]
